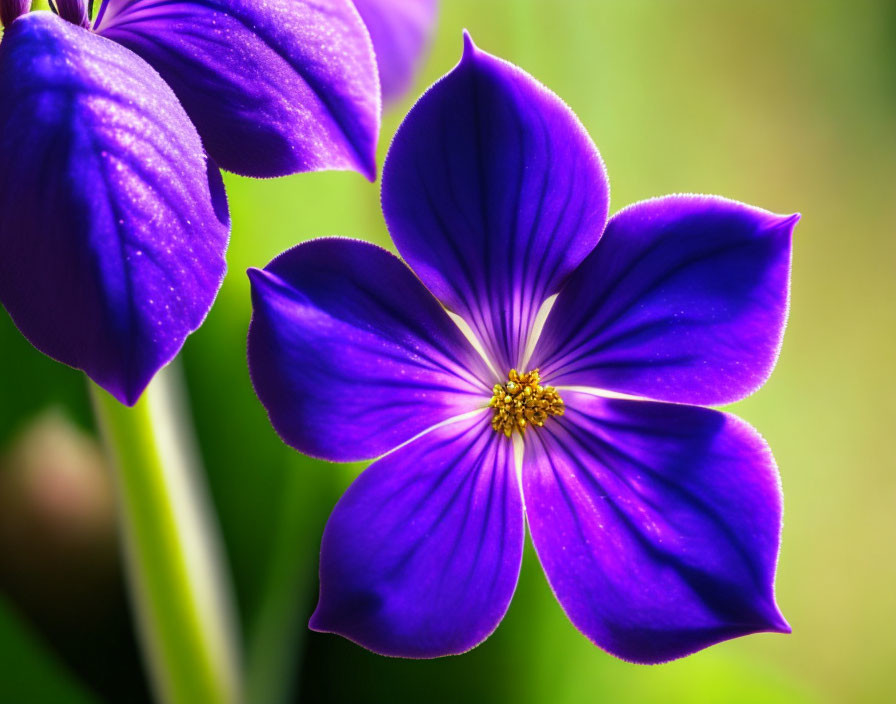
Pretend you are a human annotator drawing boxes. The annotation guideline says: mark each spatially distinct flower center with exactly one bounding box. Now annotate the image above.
[489,369,564,438]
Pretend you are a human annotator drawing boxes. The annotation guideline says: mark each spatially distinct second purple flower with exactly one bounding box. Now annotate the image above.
[0,0,438,406]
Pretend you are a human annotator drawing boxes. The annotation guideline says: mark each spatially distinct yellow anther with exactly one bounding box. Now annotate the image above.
[488,369,564,437]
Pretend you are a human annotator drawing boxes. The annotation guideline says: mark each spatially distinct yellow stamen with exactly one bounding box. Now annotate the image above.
[488,369,564,438]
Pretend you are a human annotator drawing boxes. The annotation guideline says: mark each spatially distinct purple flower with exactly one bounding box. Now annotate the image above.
[0,0,381,404]
[248,33,797,663]
[352,0,438,105]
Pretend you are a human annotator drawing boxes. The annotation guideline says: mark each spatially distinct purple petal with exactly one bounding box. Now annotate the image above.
[0,0,30,29]
[56,0,89,28]
[382,33,609,372]
[352,0,437,105]
[523,391,788,664]
[94,0,380,179]
[248,238,494,463]
[532,196,797,405]
[0,13,229,406]
[310,411,523,657]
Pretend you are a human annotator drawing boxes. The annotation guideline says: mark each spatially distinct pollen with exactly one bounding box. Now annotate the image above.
[489,369,565,438]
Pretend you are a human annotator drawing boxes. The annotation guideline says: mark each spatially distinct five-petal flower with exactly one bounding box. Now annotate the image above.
[248,33,798,663]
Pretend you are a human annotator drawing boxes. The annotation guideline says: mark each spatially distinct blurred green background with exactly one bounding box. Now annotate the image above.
[2,0,895,702]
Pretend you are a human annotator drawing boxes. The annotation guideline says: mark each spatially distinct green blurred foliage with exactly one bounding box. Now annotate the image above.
[0,595,98,703]
[2,0,895,702]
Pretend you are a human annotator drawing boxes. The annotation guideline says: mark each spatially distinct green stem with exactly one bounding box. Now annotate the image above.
[90,366,242,704]
[245,463,331,704]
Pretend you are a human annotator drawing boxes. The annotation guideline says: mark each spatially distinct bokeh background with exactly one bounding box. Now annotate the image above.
[2,1,895,701]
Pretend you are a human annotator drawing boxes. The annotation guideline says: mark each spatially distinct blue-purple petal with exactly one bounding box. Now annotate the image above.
[95,0,381,179]
[0,0,29,28]
[310,411,523,657]
[532,195,797,405]
[56,0,89,27]
[523,392,788,664]
[0,13,229,405]
[248,238,494,463]
[382,33,609,372]
[0,0,31,27]
[352,0,437,105]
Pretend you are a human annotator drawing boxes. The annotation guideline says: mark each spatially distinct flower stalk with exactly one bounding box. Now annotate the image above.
[90,365,241,704]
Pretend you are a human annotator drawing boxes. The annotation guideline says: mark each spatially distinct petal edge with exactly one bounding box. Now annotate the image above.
[310,411,524,657]
[533,195,797,406]
[247,238,494,462]
[96,0,381,179]
[0,13,230,405]
[382,32,610,372]
[523,392,789,663]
